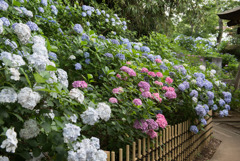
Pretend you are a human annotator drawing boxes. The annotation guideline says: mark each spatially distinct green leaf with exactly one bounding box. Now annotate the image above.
[33,148,41,157]
[48,45,58,52]
[20,68,32,88]
[81,41,88,46]
[46,65,57,71]
[87,74,93,80]
[12,0,21,6]
[41,122,51,133]
[34,73,46,83]
[89,30,95,35]
[11,113,24,122]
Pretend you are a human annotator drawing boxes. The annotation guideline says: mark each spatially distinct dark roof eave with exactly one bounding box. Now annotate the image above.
[217,6,240,21]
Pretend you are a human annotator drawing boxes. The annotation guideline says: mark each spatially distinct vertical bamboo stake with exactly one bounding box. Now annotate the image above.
[126,145,130,161]
[156,134,159,160]
[133,142,136,161]
[111,151,115,161]
[163,128,166,158]
[148,137,150,161]
[169,126,172,160]
[172,125,174,160]
[160,131,163,159]
[138,139,142,159]
[175,124,177,160]
[143,138,146,161]
[119,149,123,161]
[166,127,169,161]
[105,151,110,161]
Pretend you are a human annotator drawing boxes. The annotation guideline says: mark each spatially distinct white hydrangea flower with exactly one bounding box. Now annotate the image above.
[0,19,3,34]
[69,114,78,123]
[46,71,58,84]
[23,10,33,17]
[163,59,169,64]
[68,149,86,161]
[96,102,111,121]
[43,109,55,120]
[69,55,76,60]
[81,107,99,125]
[210,69,216,74]
[215,81,220,86]
[0,156,9,161]
[19,119,40,140]
[199,65,206,71]
[0,88,18,103]
[1,128,18,153]
[32,43,48,58]
[27,152,45,161]
[63,123,81,143]
[32,35,45,45]
[9,68,20,81]
[4,39,18,50]
[197,87,201,91]
[95,150,107,161]
[191,79,196,84]
[69,88,84,104]
[17,87,41,110]
[192,97,198,103]
[27,53,51,71]
[14,23,31,44]
[0,52,25,67]
[57,69,69,87]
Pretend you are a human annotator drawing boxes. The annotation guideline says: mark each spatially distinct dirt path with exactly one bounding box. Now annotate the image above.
[210,120,240,161]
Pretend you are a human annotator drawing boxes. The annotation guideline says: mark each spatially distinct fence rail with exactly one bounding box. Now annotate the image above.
[106,110,213,161]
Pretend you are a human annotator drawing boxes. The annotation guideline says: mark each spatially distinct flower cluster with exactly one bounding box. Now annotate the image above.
[1,128,18,153]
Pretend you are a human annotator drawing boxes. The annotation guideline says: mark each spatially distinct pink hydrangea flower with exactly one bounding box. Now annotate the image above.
[128,69,136,76]
[155,59,162,63]
[109,97,118,103]
[156,114,165,119]
[116,74,122,79]
[156,116,168,128]
[138,81,150,91]
[112,87,124,94]
[72,81,88,88]
[165,77,173,84]
[120,66,136,77]
[164,91,177,99]
[156,72,163,78]
[162,86,169,91]
[148,71,156,77]
[141,91,152,98]
[152,93,162,103]
[133,98,142,106]
[141,67,148,73]
[154,81,163,86]
[147,129,158,139]
[126,61,131,65]
[146,119,158,130]
[167,87,175,91]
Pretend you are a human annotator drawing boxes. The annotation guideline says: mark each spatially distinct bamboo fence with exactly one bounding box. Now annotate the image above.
[105,110,213,161]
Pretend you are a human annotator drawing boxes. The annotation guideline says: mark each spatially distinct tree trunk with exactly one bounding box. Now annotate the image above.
[217,18,223,44]
[234,63,240,89]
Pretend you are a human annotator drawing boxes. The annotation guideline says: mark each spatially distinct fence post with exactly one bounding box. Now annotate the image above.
[143,138,146,161]
[119,148,123,161]
[138,139,142,159]
[126,145,130,161]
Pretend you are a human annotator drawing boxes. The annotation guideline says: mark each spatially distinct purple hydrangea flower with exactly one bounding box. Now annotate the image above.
[41,0,48,6]
[51,5,58,15]
[141,46,150,52]
[181,68,187,75]
[201,119,207,126]
[104,53,113,58]
[183,81,189,89]
[82,12,87,17]
[86,10,92,16]
[195,104,207,117]
[98,35,106,40]
[190,90,198,97]
[0,1,9,11]
[193,73,205,79]
[219,99,225,107]
[0,17,10,26]
[111,39,120,45]
[73,24,83,33]
[203,80,213,90]
[212,104,218,111]
[203,104,209,113]
[26,21,39,31]
[115,53,125,60]
[38,7,44,13]
[133,119,148,132]
[85,58,90,64]
[160,64,168,70]
[48,52,57,61]
[86,21,90,26]
[146,119,158,130]
[81,34,89,41]
[208,99,214,106]
[84,52,90,58]
[225,105,230,110]
[207,91,214,100]
[190,125,198,134]
[196,77,204,88]
[178,84,186,91]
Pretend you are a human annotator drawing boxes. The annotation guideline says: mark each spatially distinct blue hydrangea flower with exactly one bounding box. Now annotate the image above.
[134,45,140,50]
[203,104,209,113]
[208,99,214,106]
[38,7,44,13]
[106,14,110,18]
[58,28,63,35]
[142,53,148,57]
[86,22,90,26]
[193,73,205,79]
[51,5,58,15]
[5,39,17,50]
[111,18,115,22]
[73,24,83,33]
[0,1,9,11]
[219,110,224,117]
[20,7,27,12]
[85,58,90,64]
[225,105,230,110]
[101,10,105,14]
[75,63,82,70]
[207,91,214,100]
[203,80,213,90]
[41,0,48,6]
[96,9,101,15]
[122,21,127,25]
[190,125,198,134]
[195,104,207,117]
[212,104,218,111]
[105,19,109,22]
[169,72,175,77]
[183,81,189,89]
[147,54,155,62]
[196,77,204,88]
[115,53,125,60]
[140,46,150,52]
[104,53,113,58]
[98,35,106,40]
[12,23,17,29]
[222,92,232,103]
[219,99,225,107]
[160,64,168,70]
[82,5,90,11]
[178,84,186,91]
[82,12,87,17]
[66,6,70,10]
[48,52,57,61]
[26,21,39,31]
[123,26,127,30]
[181,68,187,75]
[84,52,90,58]
[125,43,132,50]
[190,90,198,97]
[201,118,207,126]
[86,10,92,16]
[81,34,89,41]
[223,109,228,116]
[0,17,10,26]
[154,55,162,60]
[111,39,120,45]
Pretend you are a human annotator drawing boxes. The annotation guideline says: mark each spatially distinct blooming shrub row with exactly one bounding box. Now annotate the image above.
[0,0,232,160]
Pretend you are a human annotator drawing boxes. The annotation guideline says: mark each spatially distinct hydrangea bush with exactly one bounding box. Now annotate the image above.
[0,0,232,160]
